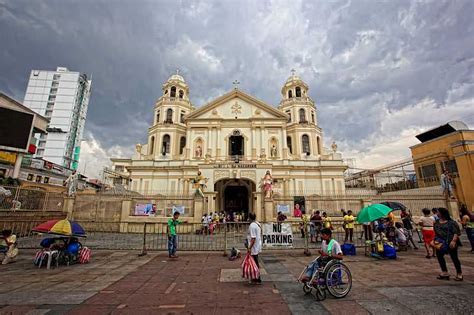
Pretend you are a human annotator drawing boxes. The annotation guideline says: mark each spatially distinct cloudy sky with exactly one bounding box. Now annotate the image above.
[1,0,473,178]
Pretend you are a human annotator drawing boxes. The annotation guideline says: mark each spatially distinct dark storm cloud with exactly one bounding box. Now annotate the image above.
[1,0,473,173]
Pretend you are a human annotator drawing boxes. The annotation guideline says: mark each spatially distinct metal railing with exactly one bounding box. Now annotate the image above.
[9,220,374,253]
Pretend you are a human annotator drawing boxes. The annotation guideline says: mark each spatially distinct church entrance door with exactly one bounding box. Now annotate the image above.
[214,178,255,221]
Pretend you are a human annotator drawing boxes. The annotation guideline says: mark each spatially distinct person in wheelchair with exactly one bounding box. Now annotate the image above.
[301,228,343,283]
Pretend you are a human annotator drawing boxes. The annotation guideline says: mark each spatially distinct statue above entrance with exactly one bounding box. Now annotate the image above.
[261,170,273,198]
[192,171,208,198]
[271,145,278,158]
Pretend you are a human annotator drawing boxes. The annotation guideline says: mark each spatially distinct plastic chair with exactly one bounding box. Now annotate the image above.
[38,250,59,269]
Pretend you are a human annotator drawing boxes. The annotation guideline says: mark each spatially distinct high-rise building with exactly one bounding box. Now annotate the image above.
[23,67,92,170]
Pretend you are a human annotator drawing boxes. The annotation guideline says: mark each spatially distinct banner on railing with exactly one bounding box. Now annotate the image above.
[262,223,293,248]
[134,203,156,216]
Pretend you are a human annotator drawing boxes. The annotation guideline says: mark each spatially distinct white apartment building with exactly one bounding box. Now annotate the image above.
[23,67,92,170]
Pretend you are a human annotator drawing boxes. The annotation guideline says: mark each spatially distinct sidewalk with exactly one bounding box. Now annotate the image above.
[0,247,473,314]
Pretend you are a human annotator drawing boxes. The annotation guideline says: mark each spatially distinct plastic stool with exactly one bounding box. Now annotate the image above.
[38,250,59,269]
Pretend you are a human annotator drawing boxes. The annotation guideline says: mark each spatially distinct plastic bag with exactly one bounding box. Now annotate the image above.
[241,253,260,280]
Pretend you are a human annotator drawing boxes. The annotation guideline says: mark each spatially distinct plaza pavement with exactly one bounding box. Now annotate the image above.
[0,246,473,315]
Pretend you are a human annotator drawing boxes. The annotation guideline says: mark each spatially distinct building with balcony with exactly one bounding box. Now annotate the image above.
[23,67,92,170]
[109,71,347,220]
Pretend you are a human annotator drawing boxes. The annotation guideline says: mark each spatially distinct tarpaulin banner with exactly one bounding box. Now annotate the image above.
[262,223,293,248]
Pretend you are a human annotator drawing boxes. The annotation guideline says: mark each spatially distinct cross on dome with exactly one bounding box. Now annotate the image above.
[232,80,240,89]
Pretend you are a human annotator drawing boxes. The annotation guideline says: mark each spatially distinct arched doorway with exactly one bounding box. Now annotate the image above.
[214,178,256,221]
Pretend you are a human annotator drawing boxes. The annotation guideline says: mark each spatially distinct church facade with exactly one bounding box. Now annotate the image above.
[110,72,347,220]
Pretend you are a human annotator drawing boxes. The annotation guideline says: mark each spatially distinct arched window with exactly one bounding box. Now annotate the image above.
[287,136,292,154]
[162,134,171,155]
[156,111,160,124]
[288,90,293,98]
[299,108,306,123]
[179,90,184,99]
[179,136,186,155]
[311,111,315,123]
[180,111,185,123]
[302,134,310,154]
[316,136,321,155]
[164,89,168,95]
[166,108,173,123]
[170,86,176,98]
[179,137,186,154]
[149,136,155,155]
[295,86,301,97]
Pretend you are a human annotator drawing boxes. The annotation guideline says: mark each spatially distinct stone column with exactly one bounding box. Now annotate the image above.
[12,154,23,179]
[120,199,132,232]
[264,198,274,223]
[63,197,75,220]
[216,128,221,158]
[204,192,217,213]
[194,197,204,224]
[253,192,262,221]
[252,128,256,159]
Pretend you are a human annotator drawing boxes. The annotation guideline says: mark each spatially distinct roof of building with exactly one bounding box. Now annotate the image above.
[415,121,469,143]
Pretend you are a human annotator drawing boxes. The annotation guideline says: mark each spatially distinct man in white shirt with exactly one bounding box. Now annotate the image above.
[247,212,262,284]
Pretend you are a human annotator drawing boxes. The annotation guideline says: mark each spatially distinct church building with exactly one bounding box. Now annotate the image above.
[110,71,346,220]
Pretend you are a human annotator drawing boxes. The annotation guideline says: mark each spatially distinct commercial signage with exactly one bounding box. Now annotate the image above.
[0,151,17,164]
[0,107,34,153]
[262,223,293,248]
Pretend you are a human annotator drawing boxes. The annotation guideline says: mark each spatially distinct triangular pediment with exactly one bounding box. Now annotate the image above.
[186,89,287,120]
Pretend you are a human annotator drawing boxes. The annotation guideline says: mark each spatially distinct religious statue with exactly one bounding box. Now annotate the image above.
[195,145,202,158]
[135,143,142,153]
[64,170,78,197]
[192,171,208,198]
[331,141,338,153]
[261,170,273,198]
[270,145,278,158]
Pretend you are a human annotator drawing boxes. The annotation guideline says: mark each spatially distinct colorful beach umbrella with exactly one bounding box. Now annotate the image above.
[32,219,86,237]
[356,204,393,223]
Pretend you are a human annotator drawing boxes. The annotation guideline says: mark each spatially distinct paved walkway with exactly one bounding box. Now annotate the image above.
[0,246,473,314]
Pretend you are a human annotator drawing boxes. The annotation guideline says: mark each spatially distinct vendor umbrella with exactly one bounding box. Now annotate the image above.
[32,219,86,237]
[380,201,406,211]
[356,204,393,223]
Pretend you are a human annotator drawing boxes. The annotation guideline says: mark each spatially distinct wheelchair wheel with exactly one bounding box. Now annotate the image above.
[303,283,312,295]
[324,262,352,299]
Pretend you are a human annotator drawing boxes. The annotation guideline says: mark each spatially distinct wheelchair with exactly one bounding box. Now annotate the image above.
[298,257,352,301]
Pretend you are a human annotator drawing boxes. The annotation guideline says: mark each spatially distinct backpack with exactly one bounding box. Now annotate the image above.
[341,243,356,256]
[383,244,397,259]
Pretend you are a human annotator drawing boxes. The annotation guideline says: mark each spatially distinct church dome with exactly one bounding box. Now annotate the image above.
[285,74,303,84]
[168,73,185,83]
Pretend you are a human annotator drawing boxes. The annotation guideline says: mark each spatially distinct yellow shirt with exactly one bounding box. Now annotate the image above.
[344,215,355,229]
[323,217,331,228]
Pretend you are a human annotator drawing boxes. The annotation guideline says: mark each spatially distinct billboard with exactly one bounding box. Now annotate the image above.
[0,108,34,153]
